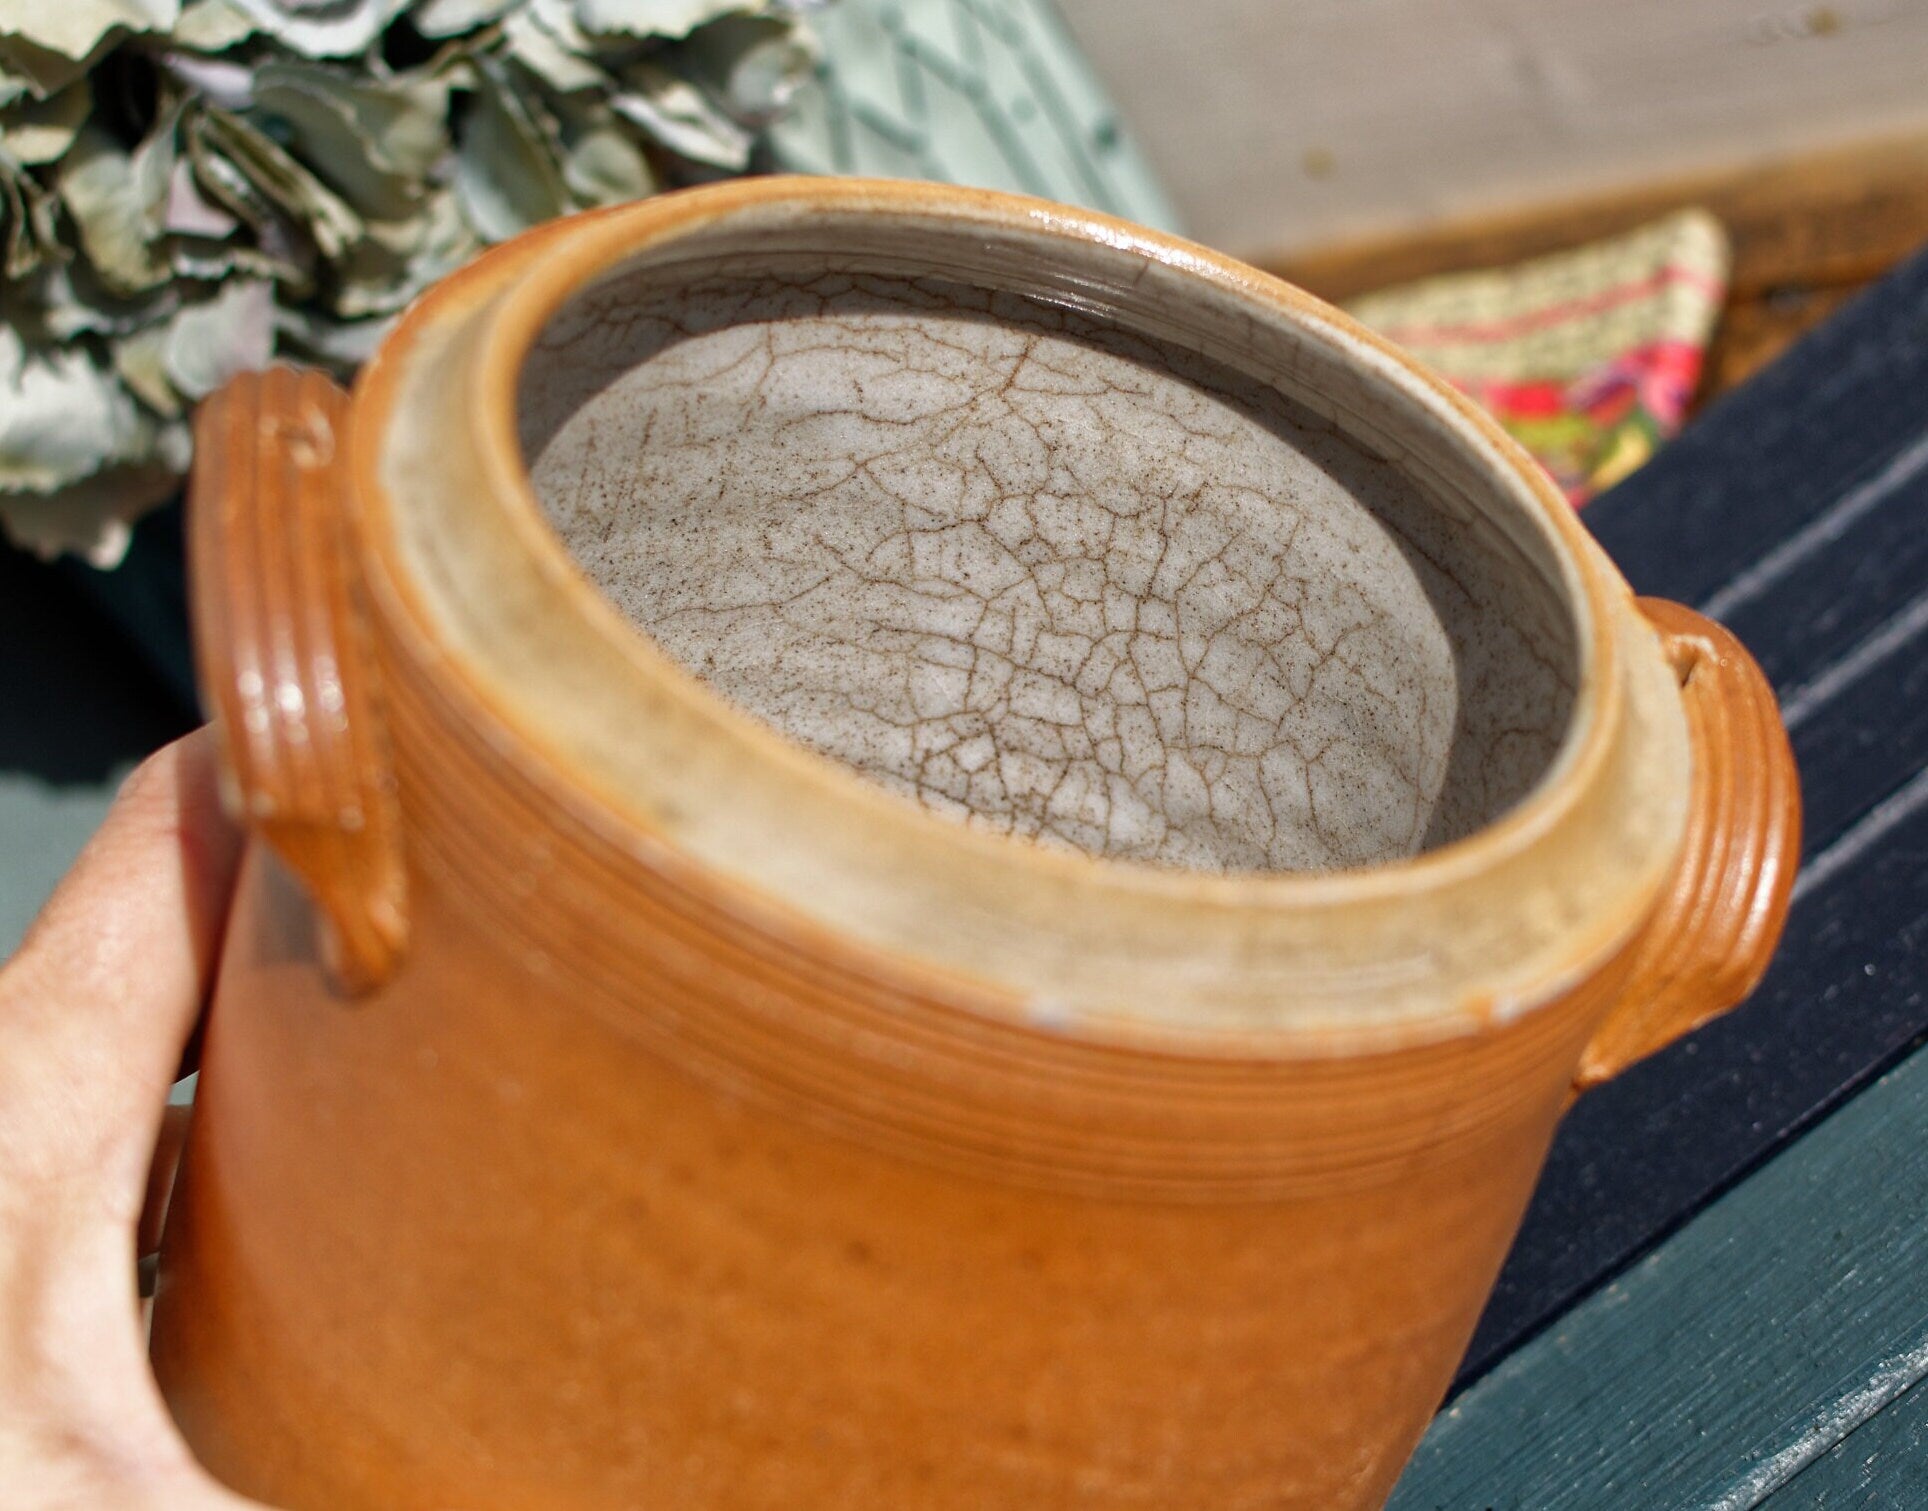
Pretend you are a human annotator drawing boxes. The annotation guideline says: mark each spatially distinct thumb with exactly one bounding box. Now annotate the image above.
[1,725,242,1227]
[0,728,244,1493]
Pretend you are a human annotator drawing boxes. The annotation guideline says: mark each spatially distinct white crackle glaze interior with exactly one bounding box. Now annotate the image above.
[363,182,1692,1040]
[519,258,1577,874]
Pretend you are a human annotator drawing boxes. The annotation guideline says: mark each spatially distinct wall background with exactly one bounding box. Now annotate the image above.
[1054,0,1928,259]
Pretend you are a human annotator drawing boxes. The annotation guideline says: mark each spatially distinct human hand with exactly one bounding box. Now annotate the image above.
[0,728,268,1509]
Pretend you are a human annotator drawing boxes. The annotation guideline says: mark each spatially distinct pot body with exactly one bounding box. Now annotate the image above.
[151,181,1800,1510]
[153,834,1611,1511]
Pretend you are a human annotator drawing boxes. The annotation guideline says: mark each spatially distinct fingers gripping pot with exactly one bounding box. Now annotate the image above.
[152,180,1799,1511]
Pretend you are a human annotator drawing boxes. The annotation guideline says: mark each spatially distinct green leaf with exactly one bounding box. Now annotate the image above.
[552,95,657,205]
[57,115,180,293]
[0,0,180,66]
[573,0,763,42]
[2,76,91,163]
[674,10,815,126]
[0,147,65,279]
[503,4,605,94]
[0,322,166,493]
[249,59,449,220]
[172,0,259,51]
[220,0,408,60]
[609,57,750,168]
[411,0,518,38]
[192,102,364,260]
[454,54,572,242]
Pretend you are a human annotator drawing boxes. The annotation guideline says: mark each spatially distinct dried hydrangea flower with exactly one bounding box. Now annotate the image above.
[0,0,821,560]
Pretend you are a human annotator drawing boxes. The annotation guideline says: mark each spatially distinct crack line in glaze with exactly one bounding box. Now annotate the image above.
[519,261,1577,875]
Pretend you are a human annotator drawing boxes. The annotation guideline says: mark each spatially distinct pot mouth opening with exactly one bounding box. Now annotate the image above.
[504,209,1589,879]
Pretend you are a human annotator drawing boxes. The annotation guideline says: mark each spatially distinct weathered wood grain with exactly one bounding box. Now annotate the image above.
[1766,1378,1928,1507]
[1389,1041,1928,1508]
[1271,132,1928,306]
[1060,0,1928,258]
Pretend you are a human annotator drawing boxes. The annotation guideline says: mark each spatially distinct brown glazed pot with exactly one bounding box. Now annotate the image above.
[151,179,1800,1510]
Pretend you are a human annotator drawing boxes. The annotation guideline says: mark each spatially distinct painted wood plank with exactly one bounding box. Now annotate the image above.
[771,0,1181,234]
[1389,1039,1928,1509]
[1056,0,1928,257]
[1458,239,1928,1386]
[1765,1377,1928,1508]
[0,545,192,956]
[51,499,199,713]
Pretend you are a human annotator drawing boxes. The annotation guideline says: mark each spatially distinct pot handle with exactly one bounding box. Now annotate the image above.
[188,366,407,994]
[1573,598,1801,1091]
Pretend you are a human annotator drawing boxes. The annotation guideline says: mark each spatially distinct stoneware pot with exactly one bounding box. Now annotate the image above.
[151,178,1800,1510]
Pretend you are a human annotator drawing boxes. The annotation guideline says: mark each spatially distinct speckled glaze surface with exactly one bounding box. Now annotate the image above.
[522,265,1573,872]
[152,180,1799,1511]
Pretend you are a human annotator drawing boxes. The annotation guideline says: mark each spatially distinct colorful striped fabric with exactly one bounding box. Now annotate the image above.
[1346,210,1731,505]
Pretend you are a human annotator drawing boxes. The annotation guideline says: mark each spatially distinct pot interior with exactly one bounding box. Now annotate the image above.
[516,252,1579,875]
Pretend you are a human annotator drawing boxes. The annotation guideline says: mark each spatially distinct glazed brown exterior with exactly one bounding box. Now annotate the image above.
[152,183,1800,1511]
[1576,599,1803,1089]
[186,369,405,995]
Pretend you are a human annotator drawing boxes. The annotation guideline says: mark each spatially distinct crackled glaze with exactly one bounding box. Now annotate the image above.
[521,265,1576,872]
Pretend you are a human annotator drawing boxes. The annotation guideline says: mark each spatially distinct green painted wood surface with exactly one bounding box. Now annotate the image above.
[771,0,1182,234]
[0,549,187,957]
[1767,1376,1928,1507]
[1388,1039,1928,1509]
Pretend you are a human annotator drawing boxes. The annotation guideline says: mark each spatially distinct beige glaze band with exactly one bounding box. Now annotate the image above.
[350,177,1691,1053]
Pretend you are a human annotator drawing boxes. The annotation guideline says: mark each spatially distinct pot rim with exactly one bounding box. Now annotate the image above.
[349,177,1691,1054]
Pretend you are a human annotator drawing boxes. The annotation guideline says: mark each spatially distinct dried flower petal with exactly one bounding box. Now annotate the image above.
[0,0,823,558]
[676,11,814,126]
[503,4,603,93]
[454,53,572,240]
[610,59,751,169]
[553,94,656,204]
[222,0,408,59]
[249,59,448,219]
[57,114,179,292]
[411,0,515,37]
[0,147,65,278]
[0,323,165,491]
[172,0,259,50]
[166,275,276,397]
[3,77,91,163]
[573,0,756,42]
[0,0,179,68]
[194,103,365,259]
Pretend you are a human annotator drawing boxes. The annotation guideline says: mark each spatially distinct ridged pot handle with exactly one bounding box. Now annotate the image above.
[1574,598,1801,1090]
[188,366,407,994]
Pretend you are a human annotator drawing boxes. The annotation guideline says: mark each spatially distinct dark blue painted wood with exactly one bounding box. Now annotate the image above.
[1584,247,1928,612]
[1457,239,1928,1388]
[53,499,199,717]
